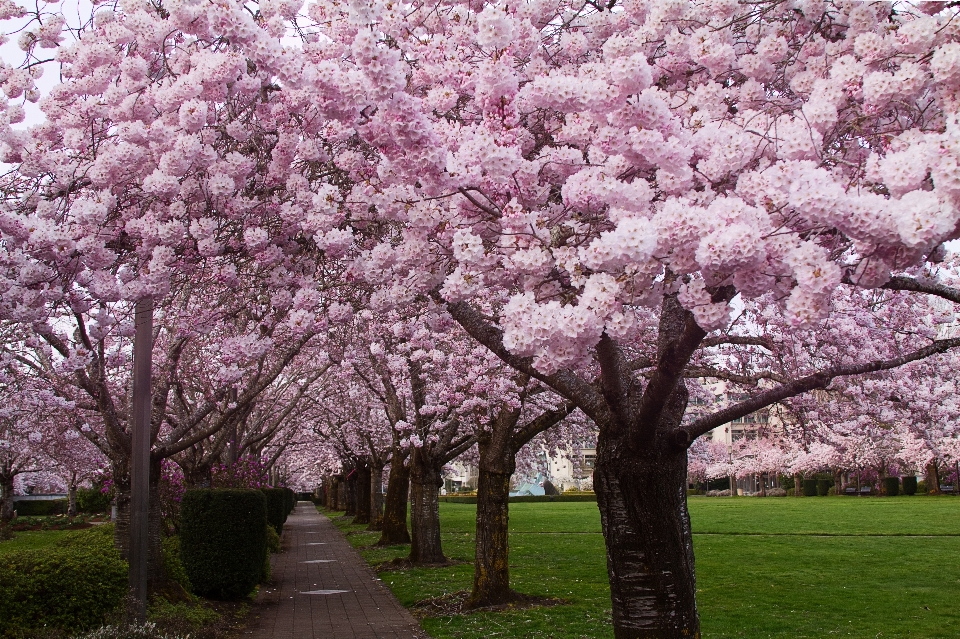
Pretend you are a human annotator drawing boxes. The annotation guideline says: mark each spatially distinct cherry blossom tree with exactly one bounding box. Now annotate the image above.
[9,0,960,636]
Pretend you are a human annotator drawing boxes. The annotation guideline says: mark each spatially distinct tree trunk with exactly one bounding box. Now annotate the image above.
[926,461,941,495]
[0,474,15,522]
[759,474,766,497]
[368,462,385,531]
[67,472,78,517]
[353,462,372,525]
[378,457,411,545]
[409,448,446,565]
[466,416,521,608]
[467,468,514,608]
[594,421,700,638]
[330,476,340,510]
[344,470,357,516]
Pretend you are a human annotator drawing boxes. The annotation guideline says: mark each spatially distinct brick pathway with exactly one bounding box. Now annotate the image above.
[243,502,428,639]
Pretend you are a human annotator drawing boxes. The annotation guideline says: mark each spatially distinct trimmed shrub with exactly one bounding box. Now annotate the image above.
[917,480,928,494]
[802,479,818,496]
[180,489,267,599]
[883,476,901,497]
[12,498,67,516]
[265,524,281,554]
[0,525,127,634]
[161,536,192,593]
[261,488,286,534]
[786,487,796,496]
[77,487,112,514]
[904,476,919,495]
[816,479,832,496]
[283,487,296,517]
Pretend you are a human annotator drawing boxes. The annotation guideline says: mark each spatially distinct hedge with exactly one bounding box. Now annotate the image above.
[12,498,68,516]
[77,487,112,514]
[884,476,901,497]
[439,493,598,504]
[816,479,833,496]
[801,479,819,497]
[283,487,295,516]
[180,489,267,599]
[260,488,287,535]
[903,476,918,495]
[0,525,126,635]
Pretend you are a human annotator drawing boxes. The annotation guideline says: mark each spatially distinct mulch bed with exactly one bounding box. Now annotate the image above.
[411,590,567,618]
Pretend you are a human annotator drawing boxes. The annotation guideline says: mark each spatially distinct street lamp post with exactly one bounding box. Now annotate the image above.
[128,297,153,623]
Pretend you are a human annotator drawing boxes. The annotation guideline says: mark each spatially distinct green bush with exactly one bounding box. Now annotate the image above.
[0,525,127,635]
[283,487,295,517]
[883,476,901,497]
[786,487,795,496]
[161,536,192,593]
[802,479,819,497]
[179,489,267,599]
[13,499,67,516]
[816,479,833,496]
[56,522,116,550]
[260,488,286,535]
[265,524,281,554]
[148,598,219,630]
[77,487,112,514]
[903,476,918,495]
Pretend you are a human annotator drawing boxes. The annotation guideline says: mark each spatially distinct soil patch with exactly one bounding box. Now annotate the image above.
[411,590,567,618]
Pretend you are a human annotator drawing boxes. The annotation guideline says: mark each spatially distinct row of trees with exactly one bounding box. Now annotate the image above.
[4,0,960,636]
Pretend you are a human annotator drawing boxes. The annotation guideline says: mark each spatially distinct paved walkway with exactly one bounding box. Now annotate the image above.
[243,502,427,639]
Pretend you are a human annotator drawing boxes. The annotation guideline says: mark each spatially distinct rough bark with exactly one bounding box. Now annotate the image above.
[466,404,520,608]
[344,470,357,516]
[467,468,514,607]
[368,461,385,531]
[0,475,14,522]
[926,461,942,495]
[67,475,78,518]
[595,412,699,639]
[409,448,446,564]
[378,457,411,545]
[352,461,372,525]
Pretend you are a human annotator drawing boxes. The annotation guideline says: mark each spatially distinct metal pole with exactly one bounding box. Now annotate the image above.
[129,297,153,623]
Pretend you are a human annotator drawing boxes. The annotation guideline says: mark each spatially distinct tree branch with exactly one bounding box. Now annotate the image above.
[677,337,960,447]
[444,300,612,424]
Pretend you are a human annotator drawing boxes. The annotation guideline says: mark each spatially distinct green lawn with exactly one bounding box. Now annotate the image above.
[0,529,74,554]
[328,495,960,639]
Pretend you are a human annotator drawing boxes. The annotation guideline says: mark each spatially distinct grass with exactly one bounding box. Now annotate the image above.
[326,495,960,639]
[0,528,74,554]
